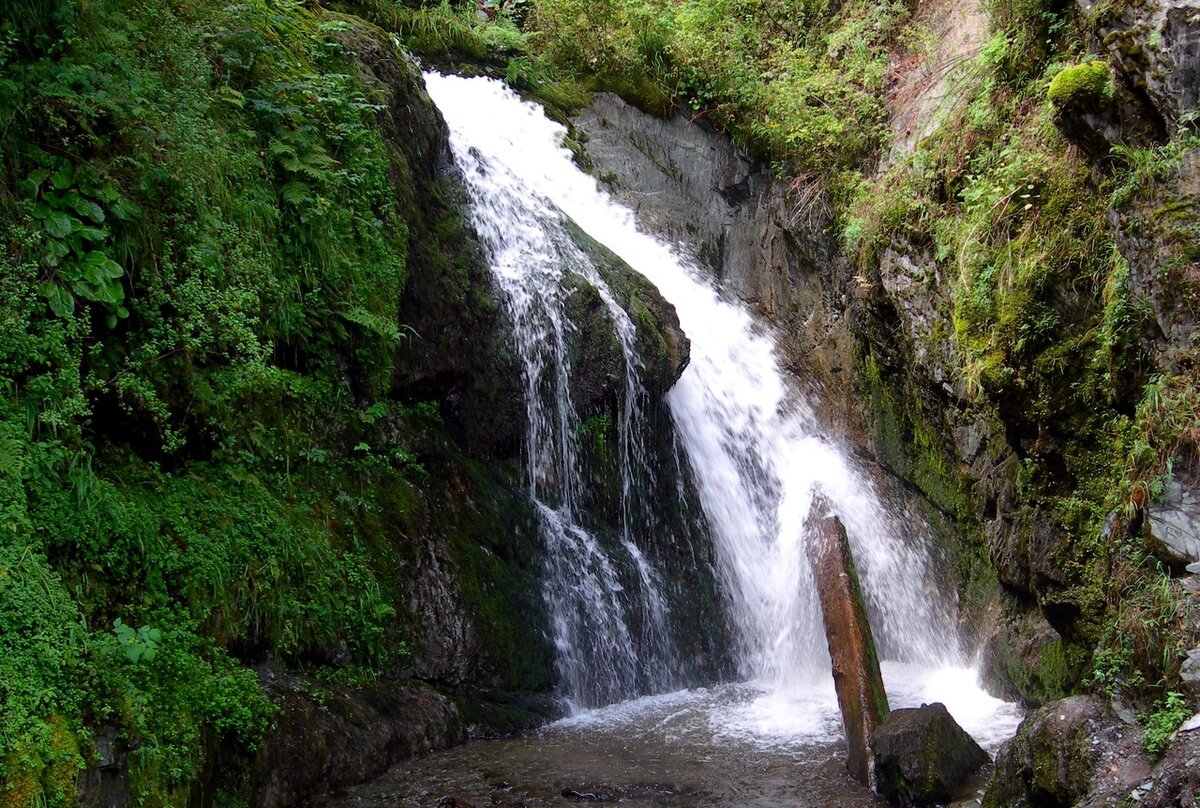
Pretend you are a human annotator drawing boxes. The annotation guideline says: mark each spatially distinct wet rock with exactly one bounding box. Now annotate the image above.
[560,783,683,802]
[438,797,477,808]
[570,93,855,424]
[562,219,691,402]
[336,17,526,456]
[1095,0,1200,132]
[979,609,1074,707]
[808,494,890,786]
[871,703,989,806]
[1144,480,1200,569]
[76,724,132,808]
[250,679,464,808]
[983,695,1151,808]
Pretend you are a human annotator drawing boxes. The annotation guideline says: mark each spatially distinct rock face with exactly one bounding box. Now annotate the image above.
[1145,477,1200,568]
[571,94,857,426]
[250,679,463,808]
[808,495,890,785]
[1095,0,1200,132]
[979,609,1073,707]
[1120,723,1200,806]
[340,17,733,696]
[984,695,1151,808]
[870,703,989,806]
[571,0,1200,711]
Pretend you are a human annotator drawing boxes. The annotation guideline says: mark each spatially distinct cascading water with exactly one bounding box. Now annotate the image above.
[430,77,681,707]
[425,73,1019,747]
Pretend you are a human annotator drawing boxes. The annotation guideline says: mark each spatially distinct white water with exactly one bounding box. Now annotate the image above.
[425,72,1018,745]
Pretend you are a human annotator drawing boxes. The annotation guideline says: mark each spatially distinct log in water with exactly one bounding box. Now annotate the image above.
[809,494,890,786]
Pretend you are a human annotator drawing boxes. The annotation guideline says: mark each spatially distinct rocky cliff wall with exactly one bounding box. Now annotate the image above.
[570,0,1200,720]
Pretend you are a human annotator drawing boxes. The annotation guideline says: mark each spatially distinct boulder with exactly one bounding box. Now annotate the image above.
[250,678,464,808]
[808,494,890,785]
[1181,648,1200,683]
[983,695,1151,808]
[1145,480,1200,569]
[870,703,989,806]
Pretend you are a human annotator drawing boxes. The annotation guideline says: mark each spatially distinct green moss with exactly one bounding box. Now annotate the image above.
[1047,61,1114,108]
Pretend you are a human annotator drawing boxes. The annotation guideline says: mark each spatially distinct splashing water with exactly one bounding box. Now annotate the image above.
[425,71,1017,743]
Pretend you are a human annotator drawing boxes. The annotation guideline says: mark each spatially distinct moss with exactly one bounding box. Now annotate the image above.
[0,716,83,808]
[858,352,974,521]
[1047,61,1115,109]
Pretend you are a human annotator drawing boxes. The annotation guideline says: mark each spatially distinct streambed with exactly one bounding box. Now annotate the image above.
[323,665,1020,808]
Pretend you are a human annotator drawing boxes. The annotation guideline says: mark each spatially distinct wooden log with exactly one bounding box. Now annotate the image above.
[808,493,890,787]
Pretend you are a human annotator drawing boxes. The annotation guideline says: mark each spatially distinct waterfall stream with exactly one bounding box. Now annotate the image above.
[423,73,1020,748]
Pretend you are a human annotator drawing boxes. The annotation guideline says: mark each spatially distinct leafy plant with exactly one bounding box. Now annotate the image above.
[113,619,163,663]
[1142,691,1191,759]
[22,153,137,324]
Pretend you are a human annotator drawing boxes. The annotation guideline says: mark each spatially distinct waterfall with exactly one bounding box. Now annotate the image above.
[425,73,961,704]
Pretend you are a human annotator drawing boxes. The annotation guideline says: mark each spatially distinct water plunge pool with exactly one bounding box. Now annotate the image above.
[324,665,1020,808]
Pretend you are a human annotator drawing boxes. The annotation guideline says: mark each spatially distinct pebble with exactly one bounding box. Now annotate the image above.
[1188,562,1200,574]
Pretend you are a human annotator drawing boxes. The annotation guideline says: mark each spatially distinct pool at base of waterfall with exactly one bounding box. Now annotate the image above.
[322,665,1021,808]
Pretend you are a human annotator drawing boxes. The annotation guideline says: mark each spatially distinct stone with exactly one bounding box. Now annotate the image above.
[1186,562,1200,574]
[1113,726,1200,807]
[250,679,465,808]
[979,608,1073,707]
[1181,648,1200,683]
[870,703,989,806]
[808,493,890,786]
[984,695,1151,808]
[1145,482,1200,568]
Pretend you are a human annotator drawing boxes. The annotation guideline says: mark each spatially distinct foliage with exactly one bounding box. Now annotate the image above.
[0,0,434,803]
[526,0,908,181]
[1141,691,1191,759]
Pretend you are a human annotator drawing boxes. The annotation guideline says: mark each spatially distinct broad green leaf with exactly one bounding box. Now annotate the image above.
[41,282,75,317]
[44,211,73,238]
[50,165,73,190]
[65,191,105,223]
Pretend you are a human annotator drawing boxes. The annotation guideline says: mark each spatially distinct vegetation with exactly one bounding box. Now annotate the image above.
[0,0,438,803]
[1047,60,1113,108]
[1142,690,1191,759]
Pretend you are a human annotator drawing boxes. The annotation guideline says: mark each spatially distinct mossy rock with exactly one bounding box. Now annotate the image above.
[1047,62,1115,109]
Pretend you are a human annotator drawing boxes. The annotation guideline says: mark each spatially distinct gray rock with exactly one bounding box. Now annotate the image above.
[571,94,855,424]
[1146,483,1200,567]
[1114,724,1200,807]
[1186,561,1200,574]
[1181,649,1200,683]
[871,703,989,805]
[1097,0,1200,130]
